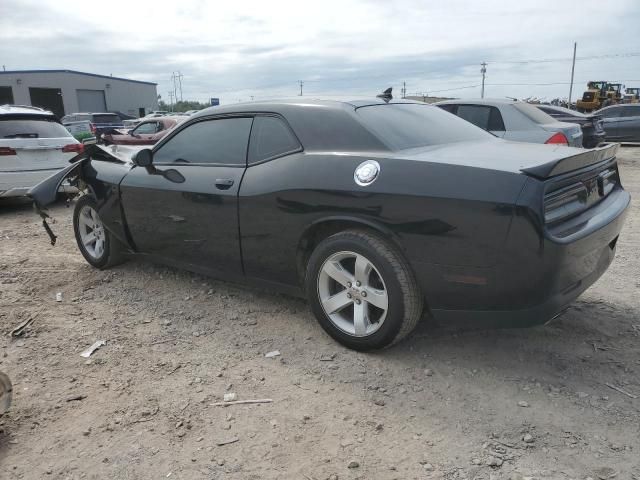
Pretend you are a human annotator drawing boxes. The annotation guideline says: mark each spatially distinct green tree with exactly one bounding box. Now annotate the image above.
[158,100,211,113]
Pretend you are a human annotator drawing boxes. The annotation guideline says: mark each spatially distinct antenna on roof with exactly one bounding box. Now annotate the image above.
[377,87,393,103]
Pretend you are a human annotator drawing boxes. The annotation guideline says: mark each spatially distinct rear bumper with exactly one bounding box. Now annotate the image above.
[421,188,630,327]
[0,169,76,198]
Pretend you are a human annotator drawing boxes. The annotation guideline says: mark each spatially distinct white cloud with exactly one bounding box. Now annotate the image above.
[1,0,639,104]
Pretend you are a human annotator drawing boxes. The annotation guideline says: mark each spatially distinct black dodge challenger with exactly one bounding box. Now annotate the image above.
[30,98,630,350]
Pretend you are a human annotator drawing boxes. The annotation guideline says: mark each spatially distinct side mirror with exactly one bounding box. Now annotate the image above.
[133,148,153,167]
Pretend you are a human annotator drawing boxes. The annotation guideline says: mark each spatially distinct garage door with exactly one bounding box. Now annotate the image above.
[77,89,106,112]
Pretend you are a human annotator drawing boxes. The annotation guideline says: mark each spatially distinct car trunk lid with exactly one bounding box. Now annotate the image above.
[0,137,78,172]
[540,122,583,147]
[391,140,616,179]
[520,142,617,178]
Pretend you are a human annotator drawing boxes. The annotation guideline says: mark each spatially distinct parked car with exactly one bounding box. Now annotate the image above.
[29,99,629,350]
[1,105,82,198]
[143,111,169,118]
[61,112,124,140]
[101,117,185,146]
[594,104,640,143]
[435,99,583,147]
[122,119,142,129]
[535,105,606,148]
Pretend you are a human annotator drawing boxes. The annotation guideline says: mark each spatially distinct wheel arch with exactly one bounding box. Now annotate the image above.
[296,216,407,285]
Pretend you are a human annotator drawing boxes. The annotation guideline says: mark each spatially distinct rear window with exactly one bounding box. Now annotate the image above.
[91,114,121,124]
[513,103,556,125]
[356,104,493,150]
[455,105,505,132]
[0,117,73,139]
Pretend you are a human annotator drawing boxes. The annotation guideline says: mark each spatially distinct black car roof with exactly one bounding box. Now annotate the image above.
[190,97,423,119]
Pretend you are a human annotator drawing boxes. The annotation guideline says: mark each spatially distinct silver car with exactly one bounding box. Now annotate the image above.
[0,105,82,198]
[595,104,640,143]
[435,99,583,147]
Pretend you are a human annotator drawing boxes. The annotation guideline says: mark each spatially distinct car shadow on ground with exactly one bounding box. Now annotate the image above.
[373,297,639,392]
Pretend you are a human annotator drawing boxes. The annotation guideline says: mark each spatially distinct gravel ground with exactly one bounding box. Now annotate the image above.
[1,147,639,480]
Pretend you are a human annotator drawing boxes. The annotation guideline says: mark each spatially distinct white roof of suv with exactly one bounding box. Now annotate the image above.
[0,104,54,116]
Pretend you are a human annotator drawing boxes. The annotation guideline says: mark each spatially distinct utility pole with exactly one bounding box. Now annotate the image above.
[170,72,181,104]
[568,42,577,109]
[298,80,304,96]
[402,81,406,99]
[168,91,174,111]
[480,62,487,98]
[176,71,184,101]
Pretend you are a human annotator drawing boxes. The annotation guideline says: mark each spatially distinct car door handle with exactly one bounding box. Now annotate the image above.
[215,178,234,190]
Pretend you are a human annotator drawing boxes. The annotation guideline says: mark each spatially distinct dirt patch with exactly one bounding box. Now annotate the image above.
[1,148,639,479]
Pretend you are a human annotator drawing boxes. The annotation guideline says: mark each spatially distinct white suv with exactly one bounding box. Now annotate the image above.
[0,105,82,198]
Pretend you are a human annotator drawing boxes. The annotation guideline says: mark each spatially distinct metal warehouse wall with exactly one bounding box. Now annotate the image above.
[0,71,158,117]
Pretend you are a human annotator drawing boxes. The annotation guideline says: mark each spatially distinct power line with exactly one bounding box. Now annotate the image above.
[486,51,640,65]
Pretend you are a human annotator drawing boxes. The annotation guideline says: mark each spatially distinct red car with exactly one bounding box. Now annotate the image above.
[102,117,185,145]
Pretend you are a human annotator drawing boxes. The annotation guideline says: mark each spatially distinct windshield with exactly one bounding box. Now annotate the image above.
[513,102,556,125]
[0,117,73,138]
[356,103,493,151]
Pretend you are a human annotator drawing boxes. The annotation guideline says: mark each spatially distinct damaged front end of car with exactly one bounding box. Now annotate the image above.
[28,144,138,245]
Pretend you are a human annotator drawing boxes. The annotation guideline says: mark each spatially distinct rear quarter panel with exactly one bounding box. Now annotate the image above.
[238,152,526,298]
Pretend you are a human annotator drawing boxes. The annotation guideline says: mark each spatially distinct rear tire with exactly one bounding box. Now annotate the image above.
[305,229,423,350]
[73,195,125,269]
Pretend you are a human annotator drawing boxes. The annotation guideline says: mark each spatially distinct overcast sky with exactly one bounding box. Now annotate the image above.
[2,0,639,105]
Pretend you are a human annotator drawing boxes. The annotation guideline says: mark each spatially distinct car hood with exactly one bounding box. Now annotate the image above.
[391,139,617,178]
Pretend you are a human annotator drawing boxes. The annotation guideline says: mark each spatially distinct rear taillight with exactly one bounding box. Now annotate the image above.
[0,147,17,155]
[544,183,587,223]
[545,132,569,146]
[62,143,84,154]
[90,123,97,133]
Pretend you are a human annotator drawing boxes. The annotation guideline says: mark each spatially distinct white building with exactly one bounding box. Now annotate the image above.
[0,69,158,118]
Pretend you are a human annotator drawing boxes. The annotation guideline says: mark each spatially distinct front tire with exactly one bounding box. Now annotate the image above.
[305,230,423,350]
[73,195,124,269]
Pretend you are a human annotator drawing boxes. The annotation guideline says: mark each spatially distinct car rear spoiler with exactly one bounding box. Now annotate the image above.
[520,143,618,179]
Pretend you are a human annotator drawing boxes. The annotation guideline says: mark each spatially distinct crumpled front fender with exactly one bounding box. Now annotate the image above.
[28,157,89,209]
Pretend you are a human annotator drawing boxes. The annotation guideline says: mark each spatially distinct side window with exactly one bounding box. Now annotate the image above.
[134,122,157,134]
[600,107,621,119]
[456,105,492,130]
[154,117,253,165]
[622,107,640,118]
[248,116,301,163]
[487,107,506,131]
[437,104,457,114]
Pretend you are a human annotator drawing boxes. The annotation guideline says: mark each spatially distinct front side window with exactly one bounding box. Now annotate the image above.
[133,122,158,135]
[248,116,301,163]
[154,117,253,165]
